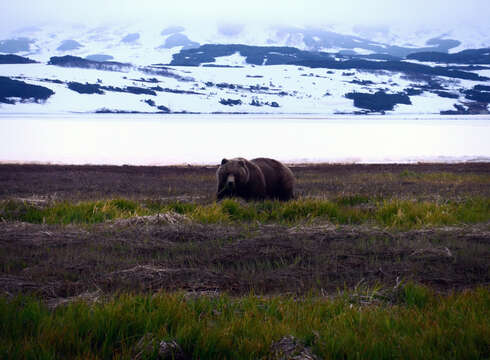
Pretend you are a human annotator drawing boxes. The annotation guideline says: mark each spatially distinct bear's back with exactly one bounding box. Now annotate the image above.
[251,158,295,200]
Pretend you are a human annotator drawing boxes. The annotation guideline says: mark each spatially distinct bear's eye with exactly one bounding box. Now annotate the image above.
[238,160,245,167]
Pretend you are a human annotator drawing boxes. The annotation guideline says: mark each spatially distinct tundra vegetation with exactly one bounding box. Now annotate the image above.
[0,163,488,359]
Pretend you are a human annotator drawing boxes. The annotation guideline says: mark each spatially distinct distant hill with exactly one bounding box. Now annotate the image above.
[0,54,36,64]
[407,48,490,64]
[170,44,488,81]
[170,44,334,66]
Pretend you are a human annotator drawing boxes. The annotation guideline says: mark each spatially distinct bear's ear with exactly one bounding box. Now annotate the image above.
[221,158,228,165]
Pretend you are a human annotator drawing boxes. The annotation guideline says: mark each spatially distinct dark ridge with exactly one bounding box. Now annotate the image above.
[144,99,156,107]
[337,53,402,61]
[219,98,242,106]
[139,66,194,82]
[65,81,158,96]
[345,90,411,112]
[40,78,64,84]
[150,86,203,95]
[206,81,243,90]
[202,64,244,68]
[404,88,424,96]
[157,105,170,113]
[464,88,490,102]
[408,78,446,91]
[407,48,490,64]
[48,55,131,71]
[446,65,490,71]
[474,85,490,92]
[131,77,160,83]
[100,85,156,96]
[170,44,333,66]
[206,80,287,97]
[102,85,156,96]
[0,76,54,104]
[350,79,375,86]
[98,85,126,93]
[0,54,37,64]
[217,82,238,89]
[95,108,171,114]
[125,87,157,96]
[68,82,104,95]
[249,84,269,91]
[249,99,279,107]
[433,91,459,99]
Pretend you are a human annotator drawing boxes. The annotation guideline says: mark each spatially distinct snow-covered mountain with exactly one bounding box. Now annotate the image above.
[3,23,490,65]
[0,23,489,114]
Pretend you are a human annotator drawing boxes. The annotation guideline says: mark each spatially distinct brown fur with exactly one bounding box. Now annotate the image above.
[216,157,295,201]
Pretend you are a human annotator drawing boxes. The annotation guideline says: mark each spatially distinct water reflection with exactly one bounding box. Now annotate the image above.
[0,114,489,165]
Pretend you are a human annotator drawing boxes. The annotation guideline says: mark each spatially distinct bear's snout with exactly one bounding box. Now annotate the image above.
[226,174,236,189]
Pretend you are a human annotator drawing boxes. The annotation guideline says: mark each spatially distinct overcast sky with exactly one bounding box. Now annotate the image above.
[1,0,488,35]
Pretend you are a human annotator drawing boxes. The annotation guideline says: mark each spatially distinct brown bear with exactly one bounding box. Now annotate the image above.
[216,157,295,201]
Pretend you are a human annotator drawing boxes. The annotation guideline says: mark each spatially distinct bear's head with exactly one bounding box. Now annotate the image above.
[217,158,250,194]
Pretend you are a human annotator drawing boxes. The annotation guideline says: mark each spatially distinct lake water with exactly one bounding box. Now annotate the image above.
[1,113,489,165]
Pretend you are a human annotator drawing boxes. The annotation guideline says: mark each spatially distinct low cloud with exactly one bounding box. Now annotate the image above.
[0,0,488,36]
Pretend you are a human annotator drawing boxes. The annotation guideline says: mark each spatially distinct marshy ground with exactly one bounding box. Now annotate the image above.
[0,163,489,359]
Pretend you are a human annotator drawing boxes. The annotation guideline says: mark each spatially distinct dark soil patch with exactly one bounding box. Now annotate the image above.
[0,221,488,299]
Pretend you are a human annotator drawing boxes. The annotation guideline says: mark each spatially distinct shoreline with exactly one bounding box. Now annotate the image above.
[1,158,490,167]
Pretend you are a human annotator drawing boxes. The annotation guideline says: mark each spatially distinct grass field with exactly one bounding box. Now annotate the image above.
[0,163,488,359]
[1,286,488,359]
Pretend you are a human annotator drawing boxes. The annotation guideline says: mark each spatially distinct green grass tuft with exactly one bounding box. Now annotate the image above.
[335,194,371,206]
[399,282,433,308]
[0,199,150,224]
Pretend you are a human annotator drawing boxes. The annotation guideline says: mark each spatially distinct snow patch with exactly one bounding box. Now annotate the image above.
[205,52,248,67]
